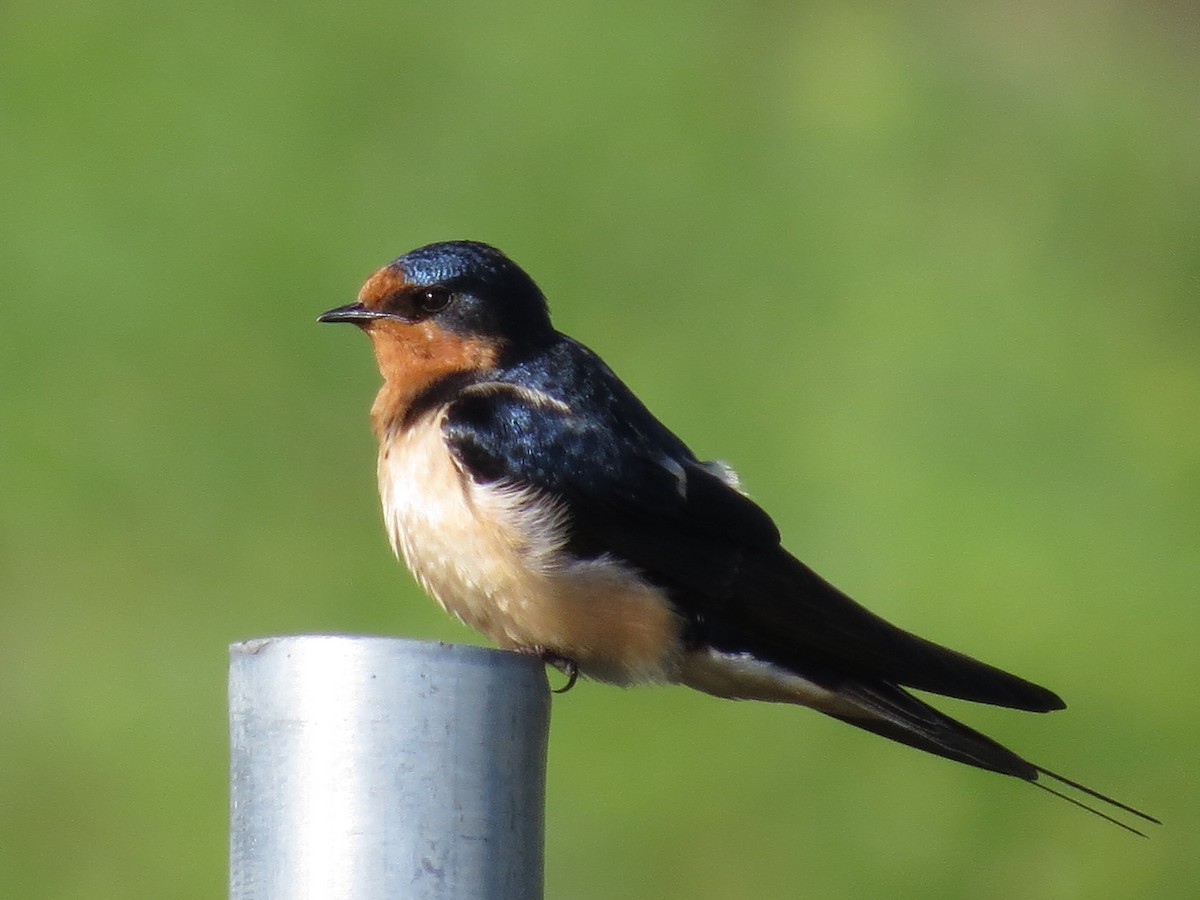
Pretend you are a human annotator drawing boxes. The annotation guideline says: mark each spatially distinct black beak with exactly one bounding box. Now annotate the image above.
[317,303,392,324]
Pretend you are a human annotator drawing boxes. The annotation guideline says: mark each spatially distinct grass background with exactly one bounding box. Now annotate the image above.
[2,1,1196,897]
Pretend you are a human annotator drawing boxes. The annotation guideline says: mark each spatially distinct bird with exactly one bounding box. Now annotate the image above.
[319,239,1158,835]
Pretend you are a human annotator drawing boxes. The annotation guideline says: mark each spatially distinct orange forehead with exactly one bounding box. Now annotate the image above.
[357,266,410,308]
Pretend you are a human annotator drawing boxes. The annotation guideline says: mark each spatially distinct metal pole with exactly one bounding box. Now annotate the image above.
[229,635,550,900]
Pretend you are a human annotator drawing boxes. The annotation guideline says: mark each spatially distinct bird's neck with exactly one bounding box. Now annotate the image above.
[366,325,500,438]
[370,379,420,438]
[370,372,481,438]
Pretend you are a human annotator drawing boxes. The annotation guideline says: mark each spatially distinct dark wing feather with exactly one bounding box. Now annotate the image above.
[830,680,1037,776]
[443,339,780,595]
[442,337,1062,712]
[714,546,1064,710]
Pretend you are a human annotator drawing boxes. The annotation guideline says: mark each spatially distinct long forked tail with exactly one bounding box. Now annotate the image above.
[1029,765,1161,837]
[830,682,1161,837]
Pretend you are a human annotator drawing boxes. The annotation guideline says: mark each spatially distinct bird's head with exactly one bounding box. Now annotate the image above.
[319,241,555,394]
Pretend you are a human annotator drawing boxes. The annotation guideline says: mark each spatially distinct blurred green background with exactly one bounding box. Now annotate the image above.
[2,1,1196,897]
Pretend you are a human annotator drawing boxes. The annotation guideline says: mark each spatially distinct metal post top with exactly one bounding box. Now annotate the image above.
[228,634,550,900]
[230,633,548,675]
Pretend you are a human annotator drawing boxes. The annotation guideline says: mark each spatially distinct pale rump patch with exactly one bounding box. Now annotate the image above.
[378,413,685,686]
[680,647,864,716]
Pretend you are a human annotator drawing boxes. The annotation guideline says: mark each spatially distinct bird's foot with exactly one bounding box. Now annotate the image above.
[540,651,580,694]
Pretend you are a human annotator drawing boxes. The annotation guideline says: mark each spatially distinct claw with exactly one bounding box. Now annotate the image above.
[553,659,579,694]
[538,651,579,693]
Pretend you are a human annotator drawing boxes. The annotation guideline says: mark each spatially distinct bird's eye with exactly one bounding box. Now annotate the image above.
[416,286,452,314]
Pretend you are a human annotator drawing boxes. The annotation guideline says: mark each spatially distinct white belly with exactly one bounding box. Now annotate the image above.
[377,414,684,685]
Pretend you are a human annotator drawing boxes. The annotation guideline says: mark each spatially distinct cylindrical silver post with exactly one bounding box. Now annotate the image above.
[229,635,550,900]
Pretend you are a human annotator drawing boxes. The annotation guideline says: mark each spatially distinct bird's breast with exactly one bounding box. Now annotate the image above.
[376,411,685,685]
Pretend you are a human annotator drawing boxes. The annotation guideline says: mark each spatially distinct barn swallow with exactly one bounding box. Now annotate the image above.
[319,240,1158,835]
